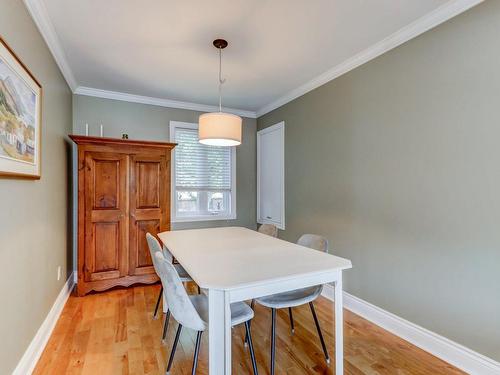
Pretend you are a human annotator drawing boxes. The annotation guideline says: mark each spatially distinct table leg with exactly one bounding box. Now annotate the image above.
[209,289,232,374]
[334,272,344,374]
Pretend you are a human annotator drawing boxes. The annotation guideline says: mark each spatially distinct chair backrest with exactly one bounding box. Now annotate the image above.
[146,232,173,264]
[146,233,165,275]
[297,234,328,253]
[154,251,207,331]
[258,223,278,238]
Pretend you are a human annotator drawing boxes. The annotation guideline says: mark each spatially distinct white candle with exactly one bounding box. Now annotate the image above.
[100,124,103,137]
[85,123,89,136]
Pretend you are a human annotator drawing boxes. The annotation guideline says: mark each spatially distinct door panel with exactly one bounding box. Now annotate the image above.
[93,160,120,208]
[136,219,160,267]
[129,153,170,276]
[257,122,285,229]
[84,152,128,282]
[94,222,119,272]
[137,162,160,208]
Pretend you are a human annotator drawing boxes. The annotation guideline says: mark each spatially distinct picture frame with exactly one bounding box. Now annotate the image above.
[0,36,42,179]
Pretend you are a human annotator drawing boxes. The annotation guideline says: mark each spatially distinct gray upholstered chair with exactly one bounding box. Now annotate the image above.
[257,223,278,237]
[154,251,259,375]
[297,233,328,252]
[146,233,195,341]
[254,234,330,375]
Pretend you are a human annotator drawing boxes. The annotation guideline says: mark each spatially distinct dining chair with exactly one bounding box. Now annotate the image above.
[146,233,195,342]
[254,234,330,375]
[154,251,259,375]
[257,223,278,237]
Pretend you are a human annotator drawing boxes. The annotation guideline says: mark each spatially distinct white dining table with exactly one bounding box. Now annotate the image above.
[158,226,352,374]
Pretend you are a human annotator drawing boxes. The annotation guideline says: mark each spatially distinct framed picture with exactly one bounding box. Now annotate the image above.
[0,37,42,179]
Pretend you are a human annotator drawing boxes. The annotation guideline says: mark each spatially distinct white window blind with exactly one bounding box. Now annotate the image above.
[174,127,232,191]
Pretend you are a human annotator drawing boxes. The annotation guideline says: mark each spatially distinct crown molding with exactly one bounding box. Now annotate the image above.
[23,0,77,91]
[256,0,484,117]
[23,0,255,117]
[23,0,255,116]
[25,0,482,119]
[74,86,257,118]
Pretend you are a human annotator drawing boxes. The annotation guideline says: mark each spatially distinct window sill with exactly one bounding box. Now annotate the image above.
[172,214,237,223]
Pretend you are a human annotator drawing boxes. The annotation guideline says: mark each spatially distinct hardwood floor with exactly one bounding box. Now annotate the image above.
[33,284,464,374]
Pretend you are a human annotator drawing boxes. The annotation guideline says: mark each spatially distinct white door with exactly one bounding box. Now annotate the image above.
[257,121,285,229]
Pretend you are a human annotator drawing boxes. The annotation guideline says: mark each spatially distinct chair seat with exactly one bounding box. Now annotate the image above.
[174,263,192,282]
[189,295,254,330]
[256,285,323,309]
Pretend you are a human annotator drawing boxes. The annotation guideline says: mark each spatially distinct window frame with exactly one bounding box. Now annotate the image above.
[169,121,237,223]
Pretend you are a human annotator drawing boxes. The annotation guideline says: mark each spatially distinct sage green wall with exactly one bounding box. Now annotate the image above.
[72,94,257,233]
[258,1,499,361]
[0,1,73,373]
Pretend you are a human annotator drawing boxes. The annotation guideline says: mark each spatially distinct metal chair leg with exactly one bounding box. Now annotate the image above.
[288,307,295,334]
[162,309,171,343]
[191,331,203,375]
[153,286,163,319]
[245,299,256,346]
[245,321,259,375]
[249,299,255,329]
[309,302,330,364]
[271,308,276,375]
[166,324,182,374]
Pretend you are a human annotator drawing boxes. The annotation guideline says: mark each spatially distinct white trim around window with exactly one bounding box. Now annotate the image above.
[169,121,237,222]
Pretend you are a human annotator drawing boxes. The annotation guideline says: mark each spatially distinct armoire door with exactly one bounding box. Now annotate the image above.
[84,151,128,282]
[129,153,169,276]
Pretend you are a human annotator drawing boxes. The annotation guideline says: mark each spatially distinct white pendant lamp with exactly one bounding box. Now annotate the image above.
[199,39,242,146]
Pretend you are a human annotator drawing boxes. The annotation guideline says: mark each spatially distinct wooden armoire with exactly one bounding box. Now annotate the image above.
[70,135,176,296]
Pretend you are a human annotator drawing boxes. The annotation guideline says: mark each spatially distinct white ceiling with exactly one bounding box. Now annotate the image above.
[29,0,480,116]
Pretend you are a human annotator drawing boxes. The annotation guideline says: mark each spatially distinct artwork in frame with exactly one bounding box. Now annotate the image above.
[0,37,42,179]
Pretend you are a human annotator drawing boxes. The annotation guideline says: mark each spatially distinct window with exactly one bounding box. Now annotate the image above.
[170,121,236,222]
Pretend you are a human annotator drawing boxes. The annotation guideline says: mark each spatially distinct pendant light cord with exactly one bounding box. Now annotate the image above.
[218,47,226,112]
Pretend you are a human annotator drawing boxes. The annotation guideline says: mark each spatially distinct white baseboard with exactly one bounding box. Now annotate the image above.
[322,285,500,375]
[12,271,75,375]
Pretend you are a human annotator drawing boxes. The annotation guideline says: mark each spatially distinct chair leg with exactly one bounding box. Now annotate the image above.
[309,302,330,364]
[245,321,259,375]
[288,307,295,334]
[271,308,277,375]
[162,309,171,342]
[245,299,256,346]
[191,331,203,375]
[197,285,201,294]
[166,324,182,374]
[249,299,255,329]
[153,286,163,319]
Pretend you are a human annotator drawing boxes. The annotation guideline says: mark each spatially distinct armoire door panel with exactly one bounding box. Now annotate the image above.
[84,151,128,283]
[136,219,160,268]
[94,222,119,272]
[93,159,120,209]
[137,161,160,208]
[129,154,169,275]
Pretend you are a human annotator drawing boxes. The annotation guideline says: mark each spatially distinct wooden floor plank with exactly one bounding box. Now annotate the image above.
[33,284,465,375]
